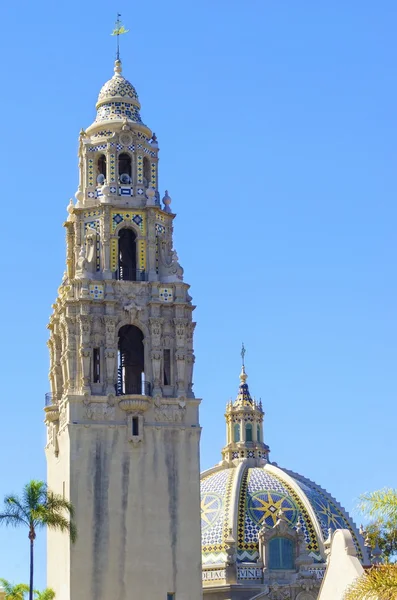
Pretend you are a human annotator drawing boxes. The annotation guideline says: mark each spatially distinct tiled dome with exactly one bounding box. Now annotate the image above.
[94,60,144,126]
[200,463,364,567]
[97,70,139,104]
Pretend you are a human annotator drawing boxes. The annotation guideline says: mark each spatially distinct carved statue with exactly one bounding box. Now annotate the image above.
[158,235,184,282]
[75,226,98,279]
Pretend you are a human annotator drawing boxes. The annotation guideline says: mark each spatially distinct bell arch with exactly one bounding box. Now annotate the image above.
[97,154,107,183]
[117,325,149,395]
[117,227,137,281]
[118,152,132,183]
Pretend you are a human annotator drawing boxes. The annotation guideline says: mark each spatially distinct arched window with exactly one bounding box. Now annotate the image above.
[233,423,240,442]
[119,153,132,183]
[118,228,137,281]
[118,325,148,395]
[97,154,107,183]
[268,537,294,570]
[245,423,253,442]
[143,157,151,187]
[257,424,261,442]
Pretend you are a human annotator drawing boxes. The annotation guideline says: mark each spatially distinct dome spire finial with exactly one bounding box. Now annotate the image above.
[111,13,129,62]
[240,342,247,383]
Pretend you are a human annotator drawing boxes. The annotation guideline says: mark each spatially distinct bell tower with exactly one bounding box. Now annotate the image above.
[45,58,202,600]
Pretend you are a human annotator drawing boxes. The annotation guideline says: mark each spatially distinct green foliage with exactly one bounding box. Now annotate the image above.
[0,480,77,542]
[366,521,397,561]
[0,578,29,600]
[0,480,76,600]
[359,488,397,562]
[359,488,397,525]
[345,564,397,600]
[33,589,55,600]
[345,488,397,599]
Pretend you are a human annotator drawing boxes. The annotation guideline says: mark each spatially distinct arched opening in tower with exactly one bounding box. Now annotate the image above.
[118,228,137,281]
[97,154,107,182]
[117,325,146,395]
[118,152,132,184]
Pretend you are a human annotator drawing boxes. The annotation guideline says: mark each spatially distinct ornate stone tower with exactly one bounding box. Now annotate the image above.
[45,58,202,600]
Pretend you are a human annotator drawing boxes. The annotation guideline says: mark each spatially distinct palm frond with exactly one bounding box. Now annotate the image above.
[42,512,77,543]
[34,588,56,600]
[359,489,397,525]
[45,491,75,519]
[23,481,47,516]
[0,511,28,528]
[0,579,29,599]
[0,579,14,595]
[3,495,29,524]
[345,564,397,600]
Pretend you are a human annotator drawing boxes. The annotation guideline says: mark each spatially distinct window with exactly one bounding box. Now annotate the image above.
[132,417,139,436]
[268,537,294,570]
[143,157,151,187]
[233,423,240,442]
[167,594,175,600]
[163,349,171,385]
[245,423,253,442]
[118,228,137,281]
[257,424,261,442]
[118,153,132,183]
[93,348,100,383]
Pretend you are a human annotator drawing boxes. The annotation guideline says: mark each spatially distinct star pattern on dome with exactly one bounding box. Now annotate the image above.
[201,493,223,531]
[247,490,298,528]
[312,497,346,529]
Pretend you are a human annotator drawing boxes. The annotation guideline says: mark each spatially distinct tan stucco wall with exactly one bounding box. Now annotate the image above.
[47,420,202,600]
[318,529,364,600]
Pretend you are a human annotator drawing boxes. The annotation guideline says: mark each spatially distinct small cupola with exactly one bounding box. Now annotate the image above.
[222,346,270,466]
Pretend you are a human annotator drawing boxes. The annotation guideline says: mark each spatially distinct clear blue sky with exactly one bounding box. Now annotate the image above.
[0,0,396,590]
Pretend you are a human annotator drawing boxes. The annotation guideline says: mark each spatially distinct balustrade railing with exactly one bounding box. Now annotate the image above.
[117,267,147,282]
[116,368,151,396]
[45,393,54,407]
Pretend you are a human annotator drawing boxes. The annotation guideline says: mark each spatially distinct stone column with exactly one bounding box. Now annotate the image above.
[102,206,112,278]
[175,350,186,396]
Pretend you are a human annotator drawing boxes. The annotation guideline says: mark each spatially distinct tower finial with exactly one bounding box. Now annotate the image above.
[111,13,129,61]
[241,342,246,366]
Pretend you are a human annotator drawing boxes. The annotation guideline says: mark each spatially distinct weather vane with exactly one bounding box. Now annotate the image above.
[241,343,246,366]
[111,13,129,61]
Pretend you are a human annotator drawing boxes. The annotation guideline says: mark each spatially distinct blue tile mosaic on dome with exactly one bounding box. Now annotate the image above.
[96,102,143,124]
[98,76,138,102]
[201,470,230,547]
[237,468,320,563]
[201,469,235,565]
[287,471,363,560]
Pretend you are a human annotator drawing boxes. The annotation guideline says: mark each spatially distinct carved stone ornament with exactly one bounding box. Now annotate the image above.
[119,131,133,146]
[83,399,115,421]
[268,584,291,600]
[154,402,186,423]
